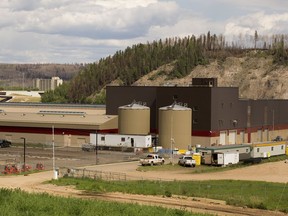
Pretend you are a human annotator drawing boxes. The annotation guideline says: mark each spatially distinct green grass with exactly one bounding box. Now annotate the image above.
[50,178,288,213]
[0,188,208,216]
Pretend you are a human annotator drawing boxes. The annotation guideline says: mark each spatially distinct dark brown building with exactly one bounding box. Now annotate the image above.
[106,85,288,147]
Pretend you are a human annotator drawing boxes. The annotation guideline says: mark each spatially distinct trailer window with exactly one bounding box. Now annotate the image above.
[257,148,259,153]
[281,145,284,150]
[271,147,274,151]
[101,137,105,141]
[121,137,125,142]
[246,149,249,153]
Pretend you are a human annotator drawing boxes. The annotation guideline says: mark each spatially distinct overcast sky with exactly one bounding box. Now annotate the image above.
[1,0,288,63]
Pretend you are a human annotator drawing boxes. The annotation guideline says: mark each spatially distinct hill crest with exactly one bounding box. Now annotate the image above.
[132,56,288,100]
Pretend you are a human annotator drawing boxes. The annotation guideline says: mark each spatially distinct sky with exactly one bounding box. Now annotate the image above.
[1,0,288,64]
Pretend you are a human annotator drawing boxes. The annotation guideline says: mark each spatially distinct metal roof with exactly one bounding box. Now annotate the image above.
[197,144,251,151]
[159,103,191,111]
[0,104,117,130]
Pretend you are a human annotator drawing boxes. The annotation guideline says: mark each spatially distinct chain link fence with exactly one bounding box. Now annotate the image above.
[58,167,127,181]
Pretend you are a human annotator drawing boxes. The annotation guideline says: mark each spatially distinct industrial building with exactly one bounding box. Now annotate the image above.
[32,77,63,91]
[0,103,116,147]
[106,78,288,148]
[0,78,287,149]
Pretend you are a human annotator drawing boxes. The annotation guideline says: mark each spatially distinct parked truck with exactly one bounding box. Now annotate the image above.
[178,155,196,167]
[140,154,165,166]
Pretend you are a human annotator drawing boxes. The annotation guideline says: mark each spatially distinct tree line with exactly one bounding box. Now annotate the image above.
[41,32,288,104]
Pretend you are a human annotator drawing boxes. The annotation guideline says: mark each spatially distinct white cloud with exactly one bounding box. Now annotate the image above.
[3,0,179,39]
[0,0,288,63]
[225,12,288,37]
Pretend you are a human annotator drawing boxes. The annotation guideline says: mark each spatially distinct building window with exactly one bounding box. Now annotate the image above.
[101,137,105,141]
[121,137,125,142]
[271,147,274,151]
[257,148,260,153]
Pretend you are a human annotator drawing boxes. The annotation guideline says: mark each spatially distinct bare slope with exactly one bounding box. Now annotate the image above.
[134,56,288,99]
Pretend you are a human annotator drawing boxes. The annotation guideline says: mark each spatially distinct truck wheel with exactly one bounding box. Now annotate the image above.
[161,161,164,165]
[150,162,154,166]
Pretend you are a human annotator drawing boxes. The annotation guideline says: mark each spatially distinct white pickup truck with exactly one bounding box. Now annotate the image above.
[140,154,165,166]
[178,155,196,167]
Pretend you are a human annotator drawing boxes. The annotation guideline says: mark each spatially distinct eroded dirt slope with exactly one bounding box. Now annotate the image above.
[133,56,288,99]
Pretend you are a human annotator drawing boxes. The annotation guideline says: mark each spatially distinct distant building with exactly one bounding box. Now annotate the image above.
[33,77,63,91]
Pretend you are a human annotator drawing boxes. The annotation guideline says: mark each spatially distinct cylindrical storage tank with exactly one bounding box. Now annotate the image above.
[118,103,150,135]
[158,104,192,150]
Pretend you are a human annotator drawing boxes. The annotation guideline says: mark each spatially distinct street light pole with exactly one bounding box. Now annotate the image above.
[52,125,57,180]
[20,137,26,172]
[170,109,174,165]
[95,130,98,164]
[272,109,275,139]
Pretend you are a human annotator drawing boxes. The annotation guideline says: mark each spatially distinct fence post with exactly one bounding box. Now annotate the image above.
[82,168,85,178]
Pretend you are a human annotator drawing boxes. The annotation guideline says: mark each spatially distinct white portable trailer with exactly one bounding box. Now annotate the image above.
[250,141,286,158]
[90,133,152,148]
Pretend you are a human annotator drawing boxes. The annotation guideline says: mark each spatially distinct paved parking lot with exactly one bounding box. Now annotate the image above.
[0,146,140,172]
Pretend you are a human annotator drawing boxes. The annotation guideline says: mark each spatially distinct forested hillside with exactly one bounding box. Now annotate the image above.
[41,32,288,104]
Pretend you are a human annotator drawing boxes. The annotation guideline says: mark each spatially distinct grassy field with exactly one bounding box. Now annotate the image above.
[51,178,288,213]
[0,188,208,216]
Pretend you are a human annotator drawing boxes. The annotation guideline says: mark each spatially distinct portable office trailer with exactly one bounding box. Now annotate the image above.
[90,133,152,148]
[250,141,286,158]
[197,144,251,161]
[212,152,239,166]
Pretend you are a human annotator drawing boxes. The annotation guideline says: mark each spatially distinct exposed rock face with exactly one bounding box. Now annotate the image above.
[133,56,288,99]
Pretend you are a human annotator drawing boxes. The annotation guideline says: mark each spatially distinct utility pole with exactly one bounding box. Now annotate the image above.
[20,137,26,172]
[95,131,98,164]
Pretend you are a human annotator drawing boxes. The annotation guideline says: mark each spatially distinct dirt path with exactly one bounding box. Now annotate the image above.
[0,160,288,216]
[84,160,288,183]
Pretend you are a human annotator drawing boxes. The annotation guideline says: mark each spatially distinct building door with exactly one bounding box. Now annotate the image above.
[64,134,71,147]
[257,129,262,142]
[229,130,236,144]
[220,131,226,145]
